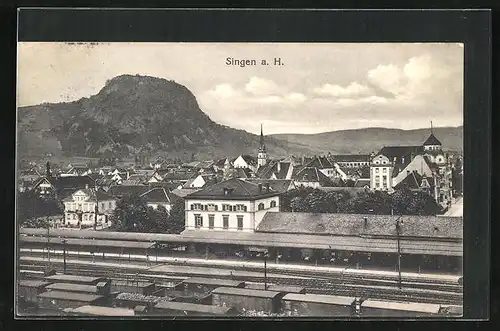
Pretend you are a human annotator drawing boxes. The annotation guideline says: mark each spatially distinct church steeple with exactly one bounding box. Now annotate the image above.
[258,124,267,167]
[259,124,266,153]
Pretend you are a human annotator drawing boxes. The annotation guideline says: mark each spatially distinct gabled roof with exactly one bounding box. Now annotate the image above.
[108,185,151,197]
[62,188,116,202]
[354,178,371,188]
[257,212,463,239]
[243,179,294,194]
[377,146,423,160]
[304,156,334,169]
[423,133,442,146]
[294,167,332,186]
[140,187,176,204]
[171,188,200,198]
[185,178,279,200]
[235,167,254,179]
[394,171,424,190]
[214,158,228,167]
[33,175,95,191]
[255,161,277,179]
[328,154,371,163]
[239,155,258,166]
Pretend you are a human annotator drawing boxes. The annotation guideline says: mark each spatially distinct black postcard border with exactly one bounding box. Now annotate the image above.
[10,8,492,324]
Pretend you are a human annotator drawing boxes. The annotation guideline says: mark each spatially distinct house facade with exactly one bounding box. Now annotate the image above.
[62,186,117,227]
[184,178,280,232]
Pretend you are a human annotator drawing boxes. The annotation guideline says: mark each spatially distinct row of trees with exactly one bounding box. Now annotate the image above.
[17,191,63,228]
[281,187,442,216]
[108,194,185,234]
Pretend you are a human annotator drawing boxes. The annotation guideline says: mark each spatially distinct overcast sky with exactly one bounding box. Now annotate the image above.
[17,42,463,135]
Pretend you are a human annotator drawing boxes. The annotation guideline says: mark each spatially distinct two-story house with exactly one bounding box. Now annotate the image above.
[62,185,117,227]
[183,178,280,232]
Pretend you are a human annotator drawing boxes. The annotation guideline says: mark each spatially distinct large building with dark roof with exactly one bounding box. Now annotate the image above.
[369,130,454,209]
[183,178,280,232]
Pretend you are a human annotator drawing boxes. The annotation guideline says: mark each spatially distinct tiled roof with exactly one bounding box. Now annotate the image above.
[394,171,423,190]
[328,154,371,163]
[34,175,95,191]
[240,155,258,166]
[108,185,151,197]
[304,156,334,169]
[256,212,463,239]
[294,167,332,186]
[243,179,294,193]
[235,167,254,179]
[423,133,442,146]
[171,188,200,198]
[140,187,175,204]
[377,146,424,160]
[185,178,279,200]
[62,188,116,202]
[354,179,371,188]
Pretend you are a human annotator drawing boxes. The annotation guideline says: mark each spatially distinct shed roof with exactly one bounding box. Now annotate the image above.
[69,305,135,316]
[21,236,154,249]
[245,284,305,293]
[45,283,99,293]
[361,299,441,314]
[180,230,462,256]
[38,290,103,302]
[282,293,355,306]
[256,212,463,240]
[211,287,280,298]
[18,280,50,288]
[182,277,245,287]
[154,301,232,315]
[44,274,105,283]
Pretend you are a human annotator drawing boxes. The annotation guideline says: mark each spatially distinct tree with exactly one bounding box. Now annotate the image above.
[390,188,441,216]
[167,198,185,234]
[109,194,152,232]
[17,191,62,227]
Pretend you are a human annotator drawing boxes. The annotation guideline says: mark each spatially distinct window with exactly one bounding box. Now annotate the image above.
[375,168,379,173]
[383,168,387,173]
[223,215,229,229]
[191,203,203,211]
[235,204,247,212]
[382,175,388,188]
[208,215,214,229]
[258,203,265,211]
[222,204,232,212]
[195,214,203,228]
[270,200,277,208]
[237,216,243,230]
[207,204,218,212]
[100,203,105,210]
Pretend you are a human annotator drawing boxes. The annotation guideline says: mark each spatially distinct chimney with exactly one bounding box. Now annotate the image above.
[363,216,368,228]
[277,162,281,173]
[258,183,263,193]
[265,183,270,192]
[402,157,405,164]
[85,184,89,189]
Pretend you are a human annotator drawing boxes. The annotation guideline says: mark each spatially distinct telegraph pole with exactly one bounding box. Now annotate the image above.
[94,180,99,231]
[62,239,67,274]
[264,249,268,290]
[46,218,51,267]
[395,217,403,290]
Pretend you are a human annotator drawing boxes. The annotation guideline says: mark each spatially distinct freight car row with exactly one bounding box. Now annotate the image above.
[19,258,462,305]
[18,273,462,318]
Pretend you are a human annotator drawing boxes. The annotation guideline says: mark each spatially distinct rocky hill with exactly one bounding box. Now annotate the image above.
[17,75,318,161]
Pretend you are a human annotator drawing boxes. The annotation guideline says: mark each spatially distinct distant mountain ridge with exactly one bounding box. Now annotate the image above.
[271,126,463,155]
[17,74,463,162]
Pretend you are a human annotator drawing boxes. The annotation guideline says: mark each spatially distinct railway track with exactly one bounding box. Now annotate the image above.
[19,258,462,305]
[20,249,463,292]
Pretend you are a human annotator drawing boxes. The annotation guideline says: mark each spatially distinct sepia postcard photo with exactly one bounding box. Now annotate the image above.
[16,42,464,318]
